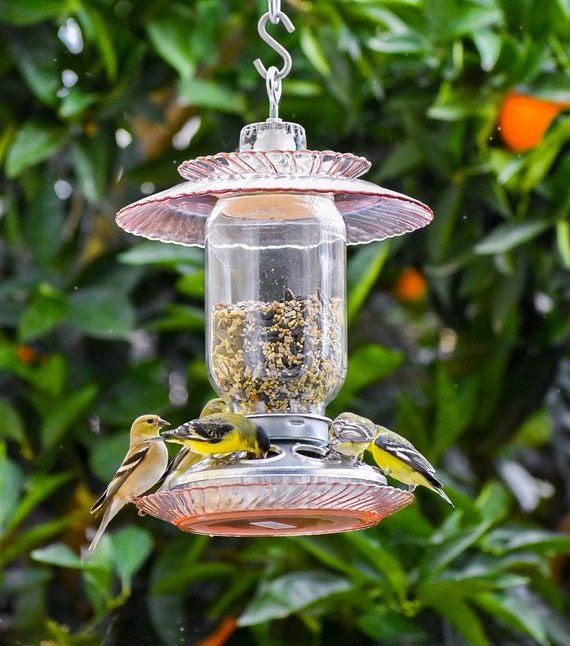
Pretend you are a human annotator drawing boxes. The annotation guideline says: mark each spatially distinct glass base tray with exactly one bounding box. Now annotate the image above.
[134,444,413,536]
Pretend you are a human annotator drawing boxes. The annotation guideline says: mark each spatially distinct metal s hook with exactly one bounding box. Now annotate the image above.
[253,11,295,82]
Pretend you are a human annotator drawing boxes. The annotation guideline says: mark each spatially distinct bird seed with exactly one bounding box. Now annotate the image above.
[211,291,344,413]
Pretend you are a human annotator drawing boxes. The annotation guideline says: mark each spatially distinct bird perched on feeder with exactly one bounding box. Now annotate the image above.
[369,425,453,506]
[200,397,231,417]
[327,412,377,462]
[157,398,231,490]
[161,411,270,460]
[88,414,170,550]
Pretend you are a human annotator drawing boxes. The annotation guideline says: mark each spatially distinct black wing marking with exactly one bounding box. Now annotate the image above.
[156,448,189,486]
[90,445,150,514]
[170,418,234,443]
[373,434,439,483]
[191,418,234,442]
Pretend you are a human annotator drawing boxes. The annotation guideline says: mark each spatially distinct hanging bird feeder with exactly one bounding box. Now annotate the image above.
[117,0,433,536]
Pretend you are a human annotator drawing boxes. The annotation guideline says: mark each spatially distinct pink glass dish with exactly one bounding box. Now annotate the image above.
[116,150,433,246]
[134,475,414,537]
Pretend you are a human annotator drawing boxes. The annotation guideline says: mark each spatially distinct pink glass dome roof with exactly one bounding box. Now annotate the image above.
[116,150,433,246]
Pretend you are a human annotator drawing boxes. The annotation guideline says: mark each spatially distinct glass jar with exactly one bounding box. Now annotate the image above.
[205,192,347,415]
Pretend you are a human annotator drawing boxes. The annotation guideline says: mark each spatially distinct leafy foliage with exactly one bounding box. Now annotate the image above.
[0,0,569,644]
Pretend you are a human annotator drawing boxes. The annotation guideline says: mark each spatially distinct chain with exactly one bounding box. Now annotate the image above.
[253,0,295,120]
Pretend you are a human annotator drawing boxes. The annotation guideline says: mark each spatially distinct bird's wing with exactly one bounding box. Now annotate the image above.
[157,446,191,486]
[334,426,374,442]
[181,417,235,443]
[90,443,150,514]
[374,433,437,477]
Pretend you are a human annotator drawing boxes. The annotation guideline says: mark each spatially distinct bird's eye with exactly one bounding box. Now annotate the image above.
[146,418,153,424]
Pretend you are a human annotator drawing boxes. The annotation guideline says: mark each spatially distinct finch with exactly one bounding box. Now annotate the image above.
[327,412,377,461]
[157,398,232,490]
[199,397,231,417]
[161,412,270,459]
[88,414,170,550]
[369,425,453,506]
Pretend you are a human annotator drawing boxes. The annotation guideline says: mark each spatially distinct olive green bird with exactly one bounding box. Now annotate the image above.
[157,398,231,490]
[369,425,453,506]
[327,412,377,461]
[161,409,270,460]
[89,414,170,550]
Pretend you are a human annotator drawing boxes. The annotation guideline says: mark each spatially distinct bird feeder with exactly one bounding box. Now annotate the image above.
[116,2,433,536]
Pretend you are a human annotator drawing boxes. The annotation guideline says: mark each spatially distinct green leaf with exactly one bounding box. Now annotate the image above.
[111,526,153,592]
[555,0,570,17]
[481,527,570,555]
[0,443,24,533]
[58,88,100,119]
[342,533,407,601]
[238,570,351,626]
[300,27,331,76]
[427,597,490,646]
[432,368,479,460]
[18,285,68,342]
[347,240,390,325]
[178,78,246,113]
[530,72,570,102]
[77,6,118,81]
[331,343,404,413]
[176,271,205,298]
[23,178,65,265]
[5,121,66,178]
[40,384,98,450]
[420,522,493,580]
[474,221,550,255]
[145,304,204,332]
[472,31,502,72]
[72,132,113,203]
[368,32,427,55]
[90,432,129,483]
[509,408,552,448]
[118,241,204,267]
[0,0,68,25]
[474,481,511,525]
[358,610,426,643]
[31,542,85,569]
[556,219,570,268]
[68,288,135,339]
[4,471,72,533]
[146,15,195,78]
[0,398,31,456]
[7,30,59,106]
[474,592,548,644]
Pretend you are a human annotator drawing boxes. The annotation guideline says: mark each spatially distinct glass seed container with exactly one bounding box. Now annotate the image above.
[206,192,347,415]
[115,119,433,536]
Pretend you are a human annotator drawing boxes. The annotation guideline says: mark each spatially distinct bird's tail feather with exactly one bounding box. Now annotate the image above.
[434,486,454,507]
[88,497,125,551]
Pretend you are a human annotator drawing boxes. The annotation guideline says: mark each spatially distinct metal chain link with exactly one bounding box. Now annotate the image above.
[268,0,281,24]
[253,0,295,120]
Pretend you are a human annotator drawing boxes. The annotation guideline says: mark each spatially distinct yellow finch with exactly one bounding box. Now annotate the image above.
[89,414,169,550]
[161,412,270,459]
[158,398,231,490]
[369,425,453,506]
[199,397,231,417]
[327,412,377,461]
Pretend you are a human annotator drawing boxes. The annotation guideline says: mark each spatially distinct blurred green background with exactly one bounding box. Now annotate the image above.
[1,0,570,644]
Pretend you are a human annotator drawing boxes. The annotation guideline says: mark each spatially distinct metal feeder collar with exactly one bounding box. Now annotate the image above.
[118,1,432,536]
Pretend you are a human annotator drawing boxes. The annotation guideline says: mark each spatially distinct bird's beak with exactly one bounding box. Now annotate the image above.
[158,418,170,428]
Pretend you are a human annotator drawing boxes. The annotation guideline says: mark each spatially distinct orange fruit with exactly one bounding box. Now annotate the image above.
[393,267,427,301]
[498,90,569,152]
